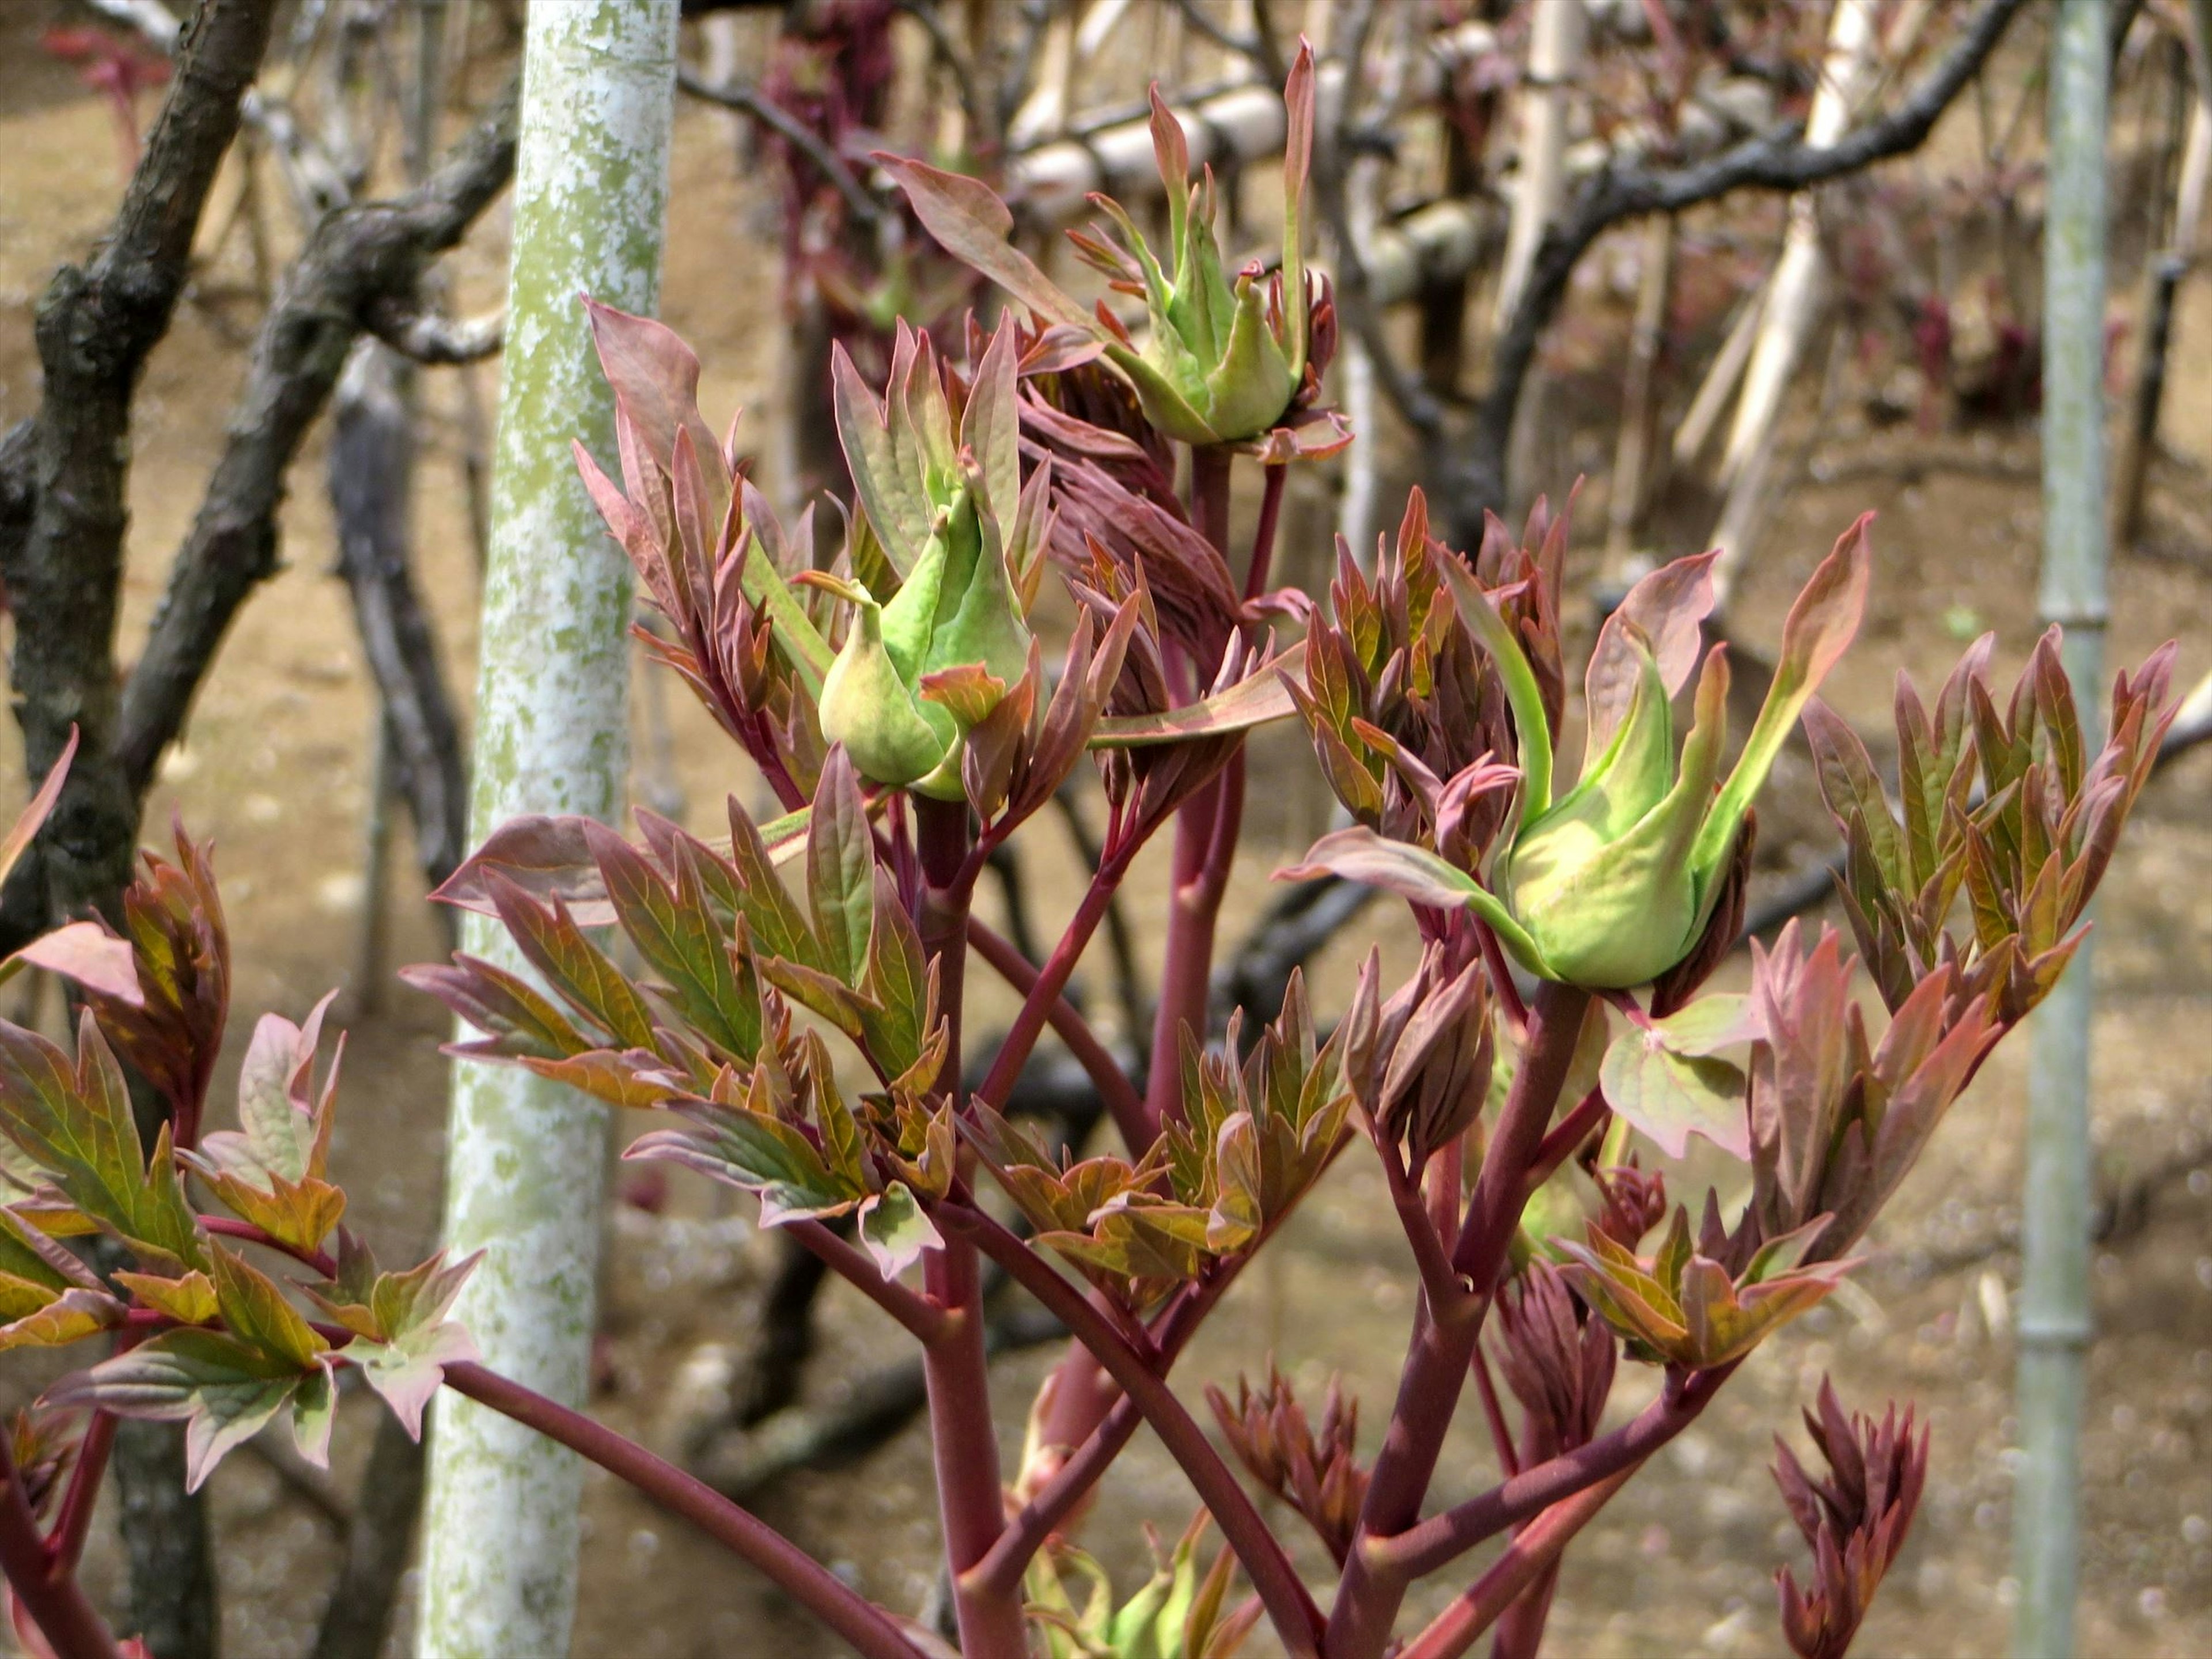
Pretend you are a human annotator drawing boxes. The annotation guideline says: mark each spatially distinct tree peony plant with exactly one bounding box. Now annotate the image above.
[0,51,2178,1659]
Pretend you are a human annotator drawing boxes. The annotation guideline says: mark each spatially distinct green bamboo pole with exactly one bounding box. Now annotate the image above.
[416,4,680,1654]
[2012,2,2109,1653]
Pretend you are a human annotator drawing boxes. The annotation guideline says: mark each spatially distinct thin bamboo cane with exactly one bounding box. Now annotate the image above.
[416,4,681,1654]
[1493,0,1585,331]
[2011,2,2109,1653]
[1604,213,1678,570]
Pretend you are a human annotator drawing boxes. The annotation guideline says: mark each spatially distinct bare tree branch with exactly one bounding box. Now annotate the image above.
[11,14,285,1640]
[327,340,471,897]
[676,68,885,228]
[306,1409,427,1659]
[365,297,505,365]
[1450,0,2032,538]
[112,79,520,798]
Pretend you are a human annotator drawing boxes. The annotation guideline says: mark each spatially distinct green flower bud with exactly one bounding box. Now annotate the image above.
[1073,70,1314,448]
[1499,629,1724,987]
[812,465,1035,801]
[1436,525,1871,990]
[824,323,1045,801]
[814,577,954,790]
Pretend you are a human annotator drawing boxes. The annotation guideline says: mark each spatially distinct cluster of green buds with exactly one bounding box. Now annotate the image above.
[1456,524,1870,988]
[1065,56,1315,446]
[809,318,1050,798]
[1298,520,1870,991]
[881,44,1335,453]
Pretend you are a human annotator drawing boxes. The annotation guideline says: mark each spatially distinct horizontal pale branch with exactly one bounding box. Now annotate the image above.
[1006,22,1499,221]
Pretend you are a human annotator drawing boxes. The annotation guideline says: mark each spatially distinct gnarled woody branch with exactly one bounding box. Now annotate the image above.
[5,6,283,1650]
[113,79,520,800]
[1447,0,2033,537]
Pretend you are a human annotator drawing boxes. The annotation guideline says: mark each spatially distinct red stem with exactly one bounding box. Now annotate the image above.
[1244,461,1287,603]
[1469,1343,1521,1480]
[1143,751,1244,1132]
[969,1200,1275,1597]
[1486,1555,1563,1659]
[1396,1467,1639,1659]
[969,862,1141,1142]
[44,1410,115,1576]
[198,1214,338,1278]
[940,1201,1324,1658]
[1324,982,1592,1659]
[1522,1086,1609,1198]
[964,914,1146,1148]
[1451,987,1594,1286]
[439,1362,926,1659]
[0,1434,123,1659]
[1191,443,1234,558]
[1378,1134,1470,1323]
[783,1219,948,1345]
[1142,442,1248,1134]
[912,795,1028,1659]
[1363,1364,1730,1580]
[1474,918,1531,1035]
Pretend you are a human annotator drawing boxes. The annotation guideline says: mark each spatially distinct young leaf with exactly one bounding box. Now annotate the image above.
[209,1245,328,1369]
[0,1287,126,1355]
[805,750,877,988]
[1599,1028,1751,1162]
[49,1328,306,1491]
[876,156,1095,330]
[0,727,74,892]
[0,1013,205,1272]
[112,1269,219,1327]
[482,872,658,1050]
[857,1182,941,1279]
[345,1319,479,1441]
[290,1359,338,1467]
[1088,642,1308,748]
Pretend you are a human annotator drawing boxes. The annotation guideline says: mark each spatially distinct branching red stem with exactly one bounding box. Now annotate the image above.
[1378,1134,1471,1323]
[0,1433,123,1659]
[783,1219,949,1345]
[938,1200,1325,1657]
[970,862,1143,1137]
[914,795,1027,1659]
[1523,1086,1609,1197]
[1245,462,1287,603]
[1470,1343,1521,1480]
[1365,1364,1732,1580]
[1324,982,1592,1659]
[965,912,1146,1146]
[44,1410,115,1576]
[198,1215,339,1278]
[1396,1467,1640,1659]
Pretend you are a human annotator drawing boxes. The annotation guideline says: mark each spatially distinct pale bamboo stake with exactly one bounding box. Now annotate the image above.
[1493,0,1586,331]
[2012,1,2109,1653]
[2176,99,2211,257]
[1671,285,1765,472]
[1334,1,1421,566]
[1006,0,1081,149]
[1604,213,1678,569]
[1717,0,1879,482]
[416,5,681,1655]
[1008,23,1498,220]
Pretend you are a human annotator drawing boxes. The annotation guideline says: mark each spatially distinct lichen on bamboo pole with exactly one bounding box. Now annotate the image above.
[416,5,681,1655]
[2011,1,2109,1653]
